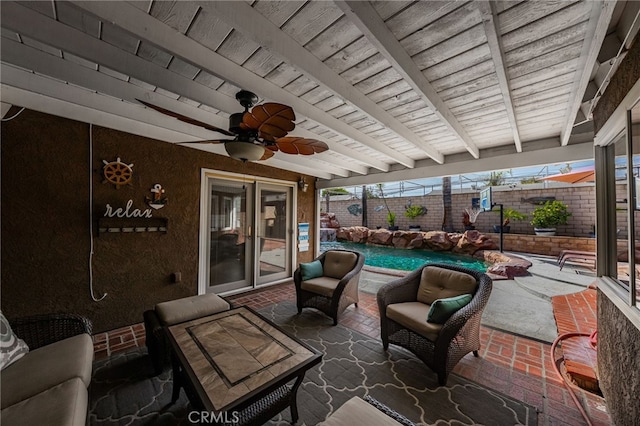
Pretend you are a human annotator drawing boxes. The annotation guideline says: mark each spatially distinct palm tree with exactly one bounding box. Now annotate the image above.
[442,176,453,231]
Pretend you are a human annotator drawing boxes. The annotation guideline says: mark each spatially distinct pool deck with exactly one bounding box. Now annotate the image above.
[360,251,600,394]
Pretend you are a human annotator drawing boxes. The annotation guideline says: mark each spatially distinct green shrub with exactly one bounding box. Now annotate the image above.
[530,200,571,228]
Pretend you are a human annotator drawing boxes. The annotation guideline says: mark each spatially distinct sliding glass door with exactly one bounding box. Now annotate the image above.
[256,183,292,285]
[200,173,293,294]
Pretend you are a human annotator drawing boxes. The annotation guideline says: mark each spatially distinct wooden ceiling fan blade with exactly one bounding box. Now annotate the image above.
[274,137,329,155]
[259,148,275,161]
[175,139,229,145]
[137,99,235,136]
[243,103,295,134]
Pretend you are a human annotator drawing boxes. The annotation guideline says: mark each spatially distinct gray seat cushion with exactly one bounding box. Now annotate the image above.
[386,302,443,342]
[319,396,405,426]
[300,276,341,297]
[1,377,88,426]
[155,293,230,325]
[0,333,93,408]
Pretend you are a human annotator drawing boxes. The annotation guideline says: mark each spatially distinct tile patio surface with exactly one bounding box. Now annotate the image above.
[93,279,611,426]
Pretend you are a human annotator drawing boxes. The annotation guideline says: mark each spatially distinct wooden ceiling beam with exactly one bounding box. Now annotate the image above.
[477,1,522,153]
[336,0,480,159]
[560,0,616,146]
[66,1,410,168]
[202,1,444,164]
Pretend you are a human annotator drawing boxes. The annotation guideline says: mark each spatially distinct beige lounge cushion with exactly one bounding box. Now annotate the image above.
[1,333,93,408]
[1,377,88,426]
[155,293,230,325]
[301,276,340,297]
[323,251,358,279]
[416,266,477,305]
[386,302,443,342]
[319,396,404,426]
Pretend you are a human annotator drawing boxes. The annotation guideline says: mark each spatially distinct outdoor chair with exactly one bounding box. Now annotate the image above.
[377,263,492,385]
[294,249,364,325]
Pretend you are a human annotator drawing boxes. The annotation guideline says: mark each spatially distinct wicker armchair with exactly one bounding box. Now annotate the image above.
[377,263,492,385]
[8,313,93,350]
[294,249,365,325]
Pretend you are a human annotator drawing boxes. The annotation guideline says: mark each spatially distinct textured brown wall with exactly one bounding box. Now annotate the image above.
[597,291,640,426]
[593,33,640,133]
[1,109,316,332]
[592,31,639,425]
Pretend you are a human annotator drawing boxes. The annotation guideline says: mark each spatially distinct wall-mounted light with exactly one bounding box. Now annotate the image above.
[298,177,309,192]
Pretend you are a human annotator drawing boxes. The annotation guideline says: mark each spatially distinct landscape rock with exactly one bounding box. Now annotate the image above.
[422,231,454,251]
[488,262,530,279]
[453,230,498,254]
[367,228,394,246]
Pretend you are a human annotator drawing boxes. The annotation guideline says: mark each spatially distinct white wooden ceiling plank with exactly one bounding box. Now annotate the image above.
[507,41,583,80]
[242,48,283,78]
[100,22,139,54]
[423,44,492,83]
[3,3,385,173]
[137,41,172,67]
[186,7,232,51]
[202,1,439,163]
[340,53,391,85]
[450,95,505,116]
[444,85,503,109]
[517,102,569,119]
[455,103,506,122]
[313,96,345,112]
[498,0,579,34]
[510,70,576,98]
[216,31,261,66]
[324,36,378,75]
[304,15,363,61]
[167,56,200,80]
[376,90,421,110]
[1,65,225,143]
[62,52,97,71]
[438,74,499,102]
[560,0,616,146]
[366,80,414,103]
[264,63,303,88]
[398,2,483,57]
[353,67,403,95]
[193,70,225,91]
[300,86,333,105]
[1,28,20,41]
[504,21,588,68]
[326,104,357,119]
[383,1,461,41]
[56,1,100,38]
[148,1,198,34]
[283,75,319,97]
[514,88,572,109]
[338,0,480,159]
[411,24,486,71]
[370,0,413,21]
[477,1,521,152]
[430,60,495,92]
[19,1,55,18]
[500,2,591,52]
[20,35,62,58]
[63,1,410,167]
[280,1,343,46]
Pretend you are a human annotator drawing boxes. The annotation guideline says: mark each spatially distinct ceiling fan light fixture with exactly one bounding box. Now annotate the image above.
[224,141,265,162]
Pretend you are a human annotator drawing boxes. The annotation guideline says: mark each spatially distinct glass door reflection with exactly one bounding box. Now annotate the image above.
[256,183,292,284]
[207,179,251,293]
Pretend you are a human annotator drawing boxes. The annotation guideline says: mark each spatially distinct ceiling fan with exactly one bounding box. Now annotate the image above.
[137,90,329,162]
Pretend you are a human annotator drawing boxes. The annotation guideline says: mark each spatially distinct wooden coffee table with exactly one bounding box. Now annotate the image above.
[167,306,322,424]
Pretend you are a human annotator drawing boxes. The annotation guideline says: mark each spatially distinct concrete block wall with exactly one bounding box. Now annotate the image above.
[326,184,600,237]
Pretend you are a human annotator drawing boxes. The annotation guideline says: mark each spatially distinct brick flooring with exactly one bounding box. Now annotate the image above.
[92,283,612,425]
[552,289,599,394]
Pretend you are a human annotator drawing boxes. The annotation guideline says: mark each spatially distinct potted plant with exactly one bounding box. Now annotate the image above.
[530,200,571,236]
[404,202,427,231]
[386,211,398,231]
[493,208,527,233]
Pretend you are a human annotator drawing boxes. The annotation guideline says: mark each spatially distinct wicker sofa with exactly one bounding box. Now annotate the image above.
[1,313,94,426]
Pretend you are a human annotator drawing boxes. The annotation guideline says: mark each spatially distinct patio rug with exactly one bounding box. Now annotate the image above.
[89,301,538,425]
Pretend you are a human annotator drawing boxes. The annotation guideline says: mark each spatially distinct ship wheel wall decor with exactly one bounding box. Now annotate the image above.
[102,157,134,188]
[137,90,329,162]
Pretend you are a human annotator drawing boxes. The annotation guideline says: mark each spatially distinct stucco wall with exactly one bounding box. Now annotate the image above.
[1,109,316,332]
[592,32,640,424]
[597,291,640,426]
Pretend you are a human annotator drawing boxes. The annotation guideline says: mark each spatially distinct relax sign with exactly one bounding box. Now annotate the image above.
[104,199,153,218]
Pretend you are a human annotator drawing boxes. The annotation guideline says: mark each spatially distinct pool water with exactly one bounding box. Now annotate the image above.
[320,241,488,273]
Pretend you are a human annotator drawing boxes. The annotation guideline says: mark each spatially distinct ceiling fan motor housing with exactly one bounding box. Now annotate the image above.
[229,112,245,134]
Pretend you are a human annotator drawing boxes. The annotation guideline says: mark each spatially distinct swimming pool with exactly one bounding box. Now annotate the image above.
[320,241,488,273]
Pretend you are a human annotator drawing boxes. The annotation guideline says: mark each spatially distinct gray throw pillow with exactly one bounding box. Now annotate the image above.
[0,311,29,370]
